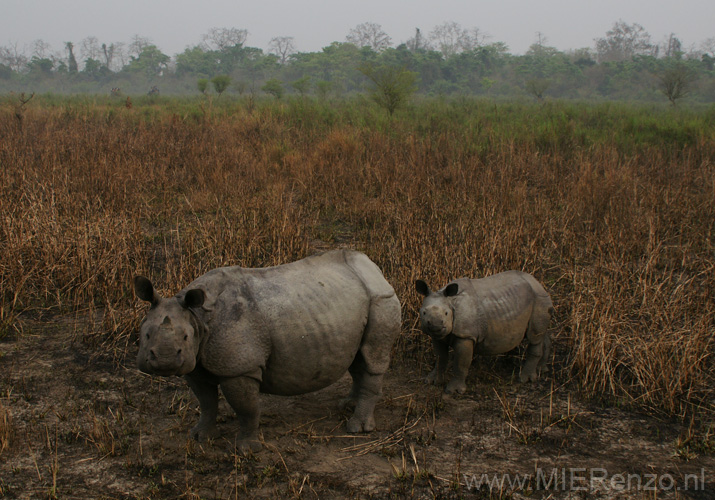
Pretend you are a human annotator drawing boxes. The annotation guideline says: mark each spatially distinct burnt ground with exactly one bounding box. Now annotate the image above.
[0,317,713,500]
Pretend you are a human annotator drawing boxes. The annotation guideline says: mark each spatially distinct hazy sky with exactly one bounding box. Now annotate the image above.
[3,0,714,57]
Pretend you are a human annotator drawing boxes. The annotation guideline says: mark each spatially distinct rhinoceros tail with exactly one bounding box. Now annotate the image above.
[342,251,397,301]
[342,251,400,375]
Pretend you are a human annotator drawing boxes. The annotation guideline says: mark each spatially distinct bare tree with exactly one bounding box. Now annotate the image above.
[465,28,490,50]
[595,20,654,62]
[428,22,487,57]
[346,22,392,52]
[660,33,683,59]
[0,42,28,72]
[429,22,466,57]
[81,36,102,62]
[128,35,152,58]
[31,39,52,58]
[699,37,715,56]
[527,32,560,57]
[110,43,127,70]
[268,36,296,64]
[201,27,248,52]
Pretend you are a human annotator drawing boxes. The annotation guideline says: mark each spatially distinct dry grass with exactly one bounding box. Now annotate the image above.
[0,98,713,421]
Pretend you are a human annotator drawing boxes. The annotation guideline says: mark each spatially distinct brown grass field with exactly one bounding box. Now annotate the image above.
[0,97,713,498]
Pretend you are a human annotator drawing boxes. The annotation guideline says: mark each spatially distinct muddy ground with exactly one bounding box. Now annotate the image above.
[0,316,712,500]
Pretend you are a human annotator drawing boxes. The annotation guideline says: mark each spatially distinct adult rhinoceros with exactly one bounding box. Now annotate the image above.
[134,250,401,452]
[416,271,553,394]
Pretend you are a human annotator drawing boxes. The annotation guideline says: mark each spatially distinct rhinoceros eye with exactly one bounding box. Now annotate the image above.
[145,333,150,340]
[183,335,188,341]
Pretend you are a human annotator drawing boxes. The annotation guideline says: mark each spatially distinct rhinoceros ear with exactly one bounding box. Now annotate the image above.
[444,283,459,297]
[415,280,431,296]
[134,276,159,304]
[181,288,205,309]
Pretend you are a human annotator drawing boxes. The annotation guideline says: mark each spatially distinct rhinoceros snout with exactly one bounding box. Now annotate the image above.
[141,346,187,375]
[424,323,449,338]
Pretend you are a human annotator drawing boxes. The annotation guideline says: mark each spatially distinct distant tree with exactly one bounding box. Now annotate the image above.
[569,48,596,67]
[176,46,218,76]
[429,22,467,58]
[657,62,697,106]
[81,36,102,63]
[0,63,13,79]
[66,42,78,73]
[406,28,429,52]
[201,27,248,52]
[27,56,54,75]
[124,45,169,76]
[291,76,311,96]
[262,78,284,99]
[31,39,52,59]
[358,63,417,115]
[128,35,152,58]
[428,22,487,58]
[101,42,124,72]
[525,78,550,101]
[595,21,654,62]
[660,33,683,59]
[234,80,249,95]
[197,78,209,94]
[0,43,28,72]
[211,75,231,97]
[701,37,715,57]
[268,36,296,64]
[82,58,103,76]
[527,32,560,58]
[346,22,392,52]
[699,38,715,70]
[315,80,333,100]
[481,77,495,93]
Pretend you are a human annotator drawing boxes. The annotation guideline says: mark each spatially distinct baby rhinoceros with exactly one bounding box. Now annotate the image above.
[416,271,553,394]
[134,250,401,452]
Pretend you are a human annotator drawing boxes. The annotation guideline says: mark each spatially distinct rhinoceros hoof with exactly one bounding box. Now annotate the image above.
[519,371,538,383]
[190,424,221,442]
[444,380,467,394]
[347,415,375,433]
[425,370,446,386]
[236,438,262,454]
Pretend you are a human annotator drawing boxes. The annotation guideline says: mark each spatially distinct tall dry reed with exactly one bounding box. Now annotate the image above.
[0,99,712,417]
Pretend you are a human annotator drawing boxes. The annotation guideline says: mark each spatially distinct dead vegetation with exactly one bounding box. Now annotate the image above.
[0,98,713,498]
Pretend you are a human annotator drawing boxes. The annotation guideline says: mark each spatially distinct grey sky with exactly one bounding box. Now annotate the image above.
[3,0,714,57]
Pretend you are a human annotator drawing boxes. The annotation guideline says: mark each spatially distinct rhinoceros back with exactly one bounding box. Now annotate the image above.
[450,271,546,353]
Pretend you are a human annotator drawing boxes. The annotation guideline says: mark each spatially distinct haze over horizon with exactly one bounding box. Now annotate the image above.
[2,0,714,58]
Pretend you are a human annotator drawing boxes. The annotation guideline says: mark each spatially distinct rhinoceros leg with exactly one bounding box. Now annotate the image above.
[538,333,552,373]
[346,357,382,433]
[520,303,553,382]
[520,341,543,383]
[345,294,400,433]
[220,376,261,453]
[445,337,473,394]
[425,338,449,386]
[185,370,221,441]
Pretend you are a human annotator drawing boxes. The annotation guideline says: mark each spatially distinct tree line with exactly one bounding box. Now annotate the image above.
[1,21,713,104]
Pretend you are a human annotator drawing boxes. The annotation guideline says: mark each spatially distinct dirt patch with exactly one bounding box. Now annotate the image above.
[0,318,712,499]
